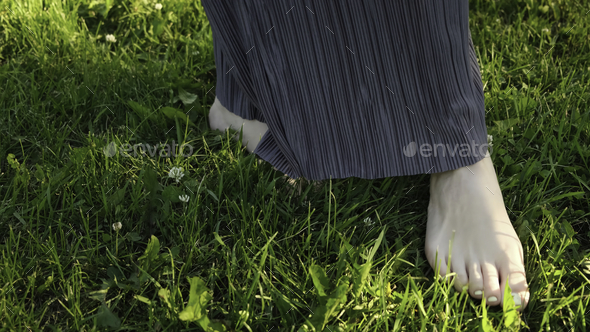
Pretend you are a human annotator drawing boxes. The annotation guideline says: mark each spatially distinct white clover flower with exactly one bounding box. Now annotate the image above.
[487,134,493,147]
[112,222,122,231]
[105,34,117,43]
[168,167,185,183]
[155,3,163,10]
[363,217,374,227]
[179,194,190,203]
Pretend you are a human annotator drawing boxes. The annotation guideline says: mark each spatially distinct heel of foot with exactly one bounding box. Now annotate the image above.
[208,98,229,132]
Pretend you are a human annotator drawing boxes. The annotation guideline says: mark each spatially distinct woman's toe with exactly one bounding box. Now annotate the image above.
[426,245,449,279]
[481,262,502,306]
[450,257,469,292]
[499,262,529,310]
[467,261,484,299]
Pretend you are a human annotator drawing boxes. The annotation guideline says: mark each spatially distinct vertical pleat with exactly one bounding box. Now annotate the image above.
[202,0,489,181]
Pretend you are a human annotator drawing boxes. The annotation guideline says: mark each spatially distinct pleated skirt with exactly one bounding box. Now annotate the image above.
[201,0,490,181]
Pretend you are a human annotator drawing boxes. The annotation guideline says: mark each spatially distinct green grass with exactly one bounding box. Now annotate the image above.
[1,0,589,330]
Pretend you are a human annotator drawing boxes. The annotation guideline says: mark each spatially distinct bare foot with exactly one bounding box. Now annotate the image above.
[208,97,268,153]
[208,97,320,196]
[426,151,529,310]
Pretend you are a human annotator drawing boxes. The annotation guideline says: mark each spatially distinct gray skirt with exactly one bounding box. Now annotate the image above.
[202,0,490,181]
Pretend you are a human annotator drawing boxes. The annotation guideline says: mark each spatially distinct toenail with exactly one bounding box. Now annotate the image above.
[511,293,522,306]
[488,296,498,302]
[474,290,482,296]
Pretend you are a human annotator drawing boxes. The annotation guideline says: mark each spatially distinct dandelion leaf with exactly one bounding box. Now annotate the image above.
[502,278,519,329]
[162,185,183,203]
[178,276,227,332]
[138,235,160,271]
[97,303,121,328]
[178,87,198,105]
[160,106,196,127]
[310,265,331,297]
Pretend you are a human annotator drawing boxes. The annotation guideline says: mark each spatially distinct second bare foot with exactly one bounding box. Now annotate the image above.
[426,151,529,310]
